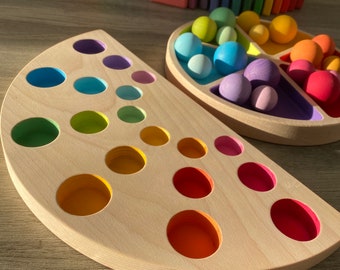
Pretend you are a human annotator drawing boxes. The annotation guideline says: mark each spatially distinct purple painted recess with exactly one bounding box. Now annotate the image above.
[211,75,323,121]
[103,55,132,70]
[73,39,106,54]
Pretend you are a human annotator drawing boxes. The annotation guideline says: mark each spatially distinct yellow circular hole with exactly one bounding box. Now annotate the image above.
[177,137,207,158]
[105,146,146,174]
[56,174,112,216]
[140,126,170,146]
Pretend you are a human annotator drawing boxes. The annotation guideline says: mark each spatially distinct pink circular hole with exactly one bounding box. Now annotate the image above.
[238,162,276,192]
[214,136,244,156]
[173,167,213,199]
[271,199,320,241]
[132,70,156,84]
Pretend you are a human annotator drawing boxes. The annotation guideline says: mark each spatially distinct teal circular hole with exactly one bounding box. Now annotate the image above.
[26,67,66,88]
[11,117,59,147]
[74,77,107,95]
[117,106,146,123]
[71,111,109,134]
[116,85,143,100]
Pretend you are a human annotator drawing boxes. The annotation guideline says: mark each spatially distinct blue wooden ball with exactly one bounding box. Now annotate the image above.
[174,32,202,62]
[187,54,212,80]
[213,41,248,76]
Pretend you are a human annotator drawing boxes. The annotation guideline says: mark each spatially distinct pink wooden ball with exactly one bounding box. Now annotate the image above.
[304,70,340,105]
[251,85,278,112]
[287,59,315,87]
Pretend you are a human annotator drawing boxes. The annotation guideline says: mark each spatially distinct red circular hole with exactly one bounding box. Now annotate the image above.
[173,167,213,199]
[238,162,276,192]
[271,199,320,241]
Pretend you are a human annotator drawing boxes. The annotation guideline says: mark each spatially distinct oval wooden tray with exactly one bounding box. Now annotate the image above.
[165,21,340,145]
[1,30,340,269]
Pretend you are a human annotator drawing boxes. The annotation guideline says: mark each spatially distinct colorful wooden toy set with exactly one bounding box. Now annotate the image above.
[0,6,339,270]
[166,8,340,145]
[151,0,304,15]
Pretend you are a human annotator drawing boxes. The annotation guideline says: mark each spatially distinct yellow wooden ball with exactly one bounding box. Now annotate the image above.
[249,24,270,45]
[269,15,298,44]
[237,11,260,33]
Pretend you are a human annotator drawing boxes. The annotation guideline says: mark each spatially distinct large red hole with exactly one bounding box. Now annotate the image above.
[271,199,320,241]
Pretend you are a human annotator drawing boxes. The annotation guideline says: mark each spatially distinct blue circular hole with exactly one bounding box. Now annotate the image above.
[26,67,66,88]
[116,85,143,100]
[74,77,107,95]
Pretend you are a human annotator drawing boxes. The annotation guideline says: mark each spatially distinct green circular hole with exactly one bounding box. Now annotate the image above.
[26,67,66,88]
[74,76,107,95]
[116,85,143,100]
[117,106,146,123]
[11,117,59,147]
[71,111,109,134]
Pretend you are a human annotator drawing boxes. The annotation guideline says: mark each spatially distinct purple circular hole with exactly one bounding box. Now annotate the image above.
[214,136,244,156]
[73,39,106,54]
[103,55,132,70]
[132,70,156,84]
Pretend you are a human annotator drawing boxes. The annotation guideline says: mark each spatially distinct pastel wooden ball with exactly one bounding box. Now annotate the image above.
[192,16,217,43]
[322,55,340,72]
[243,58,281,88]
[216,26,237,45]
[213,41,248,75]
[287,59,315,87]
[219,73,252,104]
[251,85,278,112]
[209,7,236,28]
[290,39,323,68]
[237,11,260,33]
[312,34,336,57]
[187,54,212,79]
[304,70,340,105]
[249,24,270,45]
[269,15,298,44]
[174,32,202,62]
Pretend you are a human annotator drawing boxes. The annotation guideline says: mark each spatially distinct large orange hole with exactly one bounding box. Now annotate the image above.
[167,210,221,259]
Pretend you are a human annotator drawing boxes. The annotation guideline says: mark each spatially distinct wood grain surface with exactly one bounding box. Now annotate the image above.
[0,0,339,269]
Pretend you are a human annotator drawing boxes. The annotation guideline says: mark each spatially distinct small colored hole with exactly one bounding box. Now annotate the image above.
[271,199,320,241]
[214,136,244,156]
[71,111,109,134]
[167,210,221,259]
[140,126,170,146]
[103,55,132,70]
[11,117,59,147]
[173,167,213,199]
[26,67,66,88]
[105,146,146,174]
[74,76,107,95]
[238,162,276,192]
[116,85,143,100]
[177,137,207,158]
[131,70,156,84]
[117,106,146,123]
[73,39,106,54]
[56,174,112,216]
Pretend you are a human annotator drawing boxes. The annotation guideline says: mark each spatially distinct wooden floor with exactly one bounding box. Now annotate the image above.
[0,0,339,269]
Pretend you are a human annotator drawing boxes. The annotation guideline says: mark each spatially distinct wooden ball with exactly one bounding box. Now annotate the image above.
[287,59,315,87]
[237,11,260,33]
[192,16,217,43]
[269,15,298,44]
[251,85,278,112]
[290,39,324,68]
[187,54,212,79]
[219,73,252,104]
[174,32,202,62]
[209,7,236,28]
[322,55,340,73]
[249,24,270,45]
[312,34,336,57]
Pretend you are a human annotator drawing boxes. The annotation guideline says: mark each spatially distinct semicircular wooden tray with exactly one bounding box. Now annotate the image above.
[165,21,340,146]
[1,30,340,269]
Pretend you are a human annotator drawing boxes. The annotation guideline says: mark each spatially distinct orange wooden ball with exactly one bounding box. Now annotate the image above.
[312,34,336,57]
[290,39,323,68]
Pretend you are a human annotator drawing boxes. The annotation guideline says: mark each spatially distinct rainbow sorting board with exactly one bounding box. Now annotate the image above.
[165,21,340,145]
[1,30,340,269]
